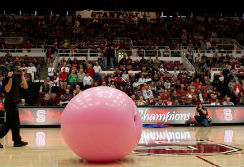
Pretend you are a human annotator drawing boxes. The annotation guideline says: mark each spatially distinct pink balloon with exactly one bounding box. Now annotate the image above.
[61,86,142,162]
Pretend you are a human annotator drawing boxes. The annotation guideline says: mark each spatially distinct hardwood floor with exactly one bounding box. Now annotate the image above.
[0,126,243,167]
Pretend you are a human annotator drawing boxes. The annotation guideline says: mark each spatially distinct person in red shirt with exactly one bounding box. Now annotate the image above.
[25,41,33,52]
[126,55,133,65]
[165,97,174,106]
[115,74,125,84]
[86,64,95,79]
[177,84,186,95]
[161,91,168,101]
[233,81,242,97]
[238,66,244,80]
[114,68,121,77]
[194,78,200,88]
[59,68,69,89]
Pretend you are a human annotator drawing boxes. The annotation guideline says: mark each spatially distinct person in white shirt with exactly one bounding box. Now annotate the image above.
[155,99,165,106]
[122,71,129,81]
[93,61,102,81]
[138,75,146,84]
[51,75,60,87]
[164,79,171,90]
[142,85,153,97]
[83,73,93,89]
[223,97,234,105]
[48,63,55,81]
[143,89,154,100]
[206,40,212,50]
[61,62,70,73]
[27,62,36,82]
[51,75,60,93]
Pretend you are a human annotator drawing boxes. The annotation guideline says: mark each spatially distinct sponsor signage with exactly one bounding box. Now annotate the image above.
[18,106,244,126]
[76,10,156,20]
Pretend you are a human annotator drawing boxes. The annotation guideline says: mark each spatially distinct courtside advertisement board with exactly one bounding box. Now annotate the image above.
[18,106,244,125]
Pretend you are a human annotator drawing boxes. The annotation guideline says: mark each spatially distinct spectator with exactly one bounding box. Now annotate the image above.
[86,64,95,79]
[63,89,73,102]
[51,75,60,93]
[138,75,146,84]
[77,69,85,89]
[23,69,31,83]
[40,80,51,94]
[48,63,55,81]
[122,71,129,81]
[93,61,102,81]
[83,73,93,89]
[149,81,157,92]
[59,95,69,106]
[142,85,153,97]
[136,96,146,106]
[102,47,108,69]
[165,97,174,106]
[61,62,70,73]
[164,79,171,90]
[59,68,69,89]
[107,45,115,69]
[233,81,242,97]
[41,94,53,106]
[18,99,28,106]
[239,92,244,105]
[126,55,133,65]
[27,62,36,82]
[143,89,154,100]
[223,97,234,105]
[148,96,156,105]
[69,70,77,90]
[155,99,165,106]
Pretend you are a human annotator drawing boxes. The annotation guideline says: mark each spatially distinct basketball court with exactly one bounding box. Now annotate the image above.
[0,125,243,167]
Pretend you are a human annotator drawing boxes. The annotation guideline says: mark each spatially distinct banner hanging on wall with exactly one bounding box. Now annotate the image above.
[76,10,157,20]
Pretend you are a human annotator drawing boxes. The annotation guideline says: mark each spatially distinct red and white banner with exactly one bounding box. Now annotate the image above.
[17,106,244,126]
[76,10,157,20]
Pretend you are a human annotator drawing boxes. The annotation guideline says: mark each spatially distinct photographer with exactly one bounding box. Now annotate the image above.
[0,63,28,148]
[193,103,211,127]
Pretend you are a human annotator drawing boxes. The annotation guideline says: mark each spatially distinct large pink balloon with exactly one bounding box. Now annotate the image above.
[61,86,142,162]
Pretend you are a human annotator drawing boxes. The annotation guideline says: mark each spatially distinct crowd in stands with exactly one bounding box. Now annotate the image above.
[165,16,244,49]
[1,14,244,107]
[34,51,244,107]
[1,15,244,61]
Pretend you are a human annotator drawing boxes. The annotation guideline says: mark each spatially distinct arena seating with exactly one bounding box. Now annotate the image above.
[0,15,244,106]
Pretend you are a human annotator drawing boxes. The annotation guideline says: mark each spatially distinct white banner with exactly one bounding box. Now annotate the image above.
[76,10,156,20]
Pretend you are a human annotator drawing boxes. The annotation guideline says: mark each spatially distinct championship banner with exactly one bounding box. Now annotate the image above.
[76,10,156,20]
[138,106,244,124]
[18,106,244,126]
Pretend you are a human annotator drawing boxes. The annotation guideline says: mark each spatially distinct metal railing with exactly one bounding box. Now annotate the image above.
[57,49,184,58]
[193,49,244,55]
[0,48,45,53]
[182,54,195,72]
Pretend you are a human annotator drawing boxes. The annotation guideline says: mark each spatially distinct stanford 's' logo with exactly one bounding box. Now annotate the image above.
[223,108,233,121]
[36,110,46,123]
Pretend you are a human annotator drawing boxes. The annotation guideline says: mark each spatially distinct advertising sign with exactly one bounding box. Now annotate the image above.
[18,106,244,126]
